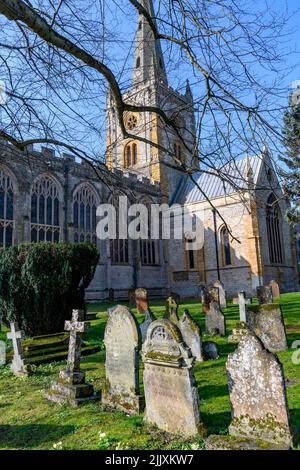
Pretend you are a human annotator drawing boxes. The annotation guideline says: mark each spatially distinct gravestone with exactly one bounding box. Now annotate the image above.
[45,310,97,406]
[238,291,247,322]
[86,311,97,321]
[135,288,156,342]
[200,285,211,314]
[202,341,219,360]
[178,309,203,362]
[165,296,179,323]
[7,322,31,377]
[205,301,226,336]
[209,286,219,304]
[246,304,288,352]
[102,305,142,414]
[207,332,293,449]
[0,340,6,366]
[256,285,273,304]
[227,322,248,344]
[213,280,226,309]
[142,318,206,437]
[108,288,114,303]
[269,280,280,299]
[170,291,181,305]
[128,289,135,306]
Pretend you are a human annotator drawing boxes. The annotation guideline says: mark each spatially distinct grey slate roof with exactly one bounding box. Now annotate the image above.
[180,154,263,204]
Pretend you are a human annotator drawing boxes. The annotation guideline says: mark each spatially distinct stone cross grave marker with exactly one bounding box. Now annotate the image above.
[246,304,288,352]
[165,295,179,323]
[206,332,293,450]
[63,310,89,380]
[269,280,280,299]
[7,322,31,377]
[256,285,273,304]
[178,309,203,362]
[45,310,97,406]
[205,301,226,336]
[213,280,226,309]
[102,305,142,414]
[135,288,156,342]
[142,318,206,437]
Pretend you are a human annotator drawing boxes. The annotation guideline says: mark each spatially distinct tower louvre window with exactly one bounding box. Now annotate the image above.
[124,142,138,168]
[136,57,141,68]
[173,142,184,162]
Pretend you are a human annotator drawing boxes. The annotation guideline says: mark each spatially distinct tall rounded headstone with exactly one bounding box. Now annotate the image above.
[102,305,142,414]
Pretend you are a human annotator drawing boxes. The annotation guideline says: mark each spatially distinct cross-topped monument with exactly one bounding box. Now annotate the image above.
[62,310,89,381]
[165,296,179,323]
[7,322,31,376]
[45,310,97,406]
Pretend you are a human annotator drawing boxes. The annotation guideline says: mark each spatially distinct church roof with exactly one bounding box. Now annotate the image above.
[180,154,264,204]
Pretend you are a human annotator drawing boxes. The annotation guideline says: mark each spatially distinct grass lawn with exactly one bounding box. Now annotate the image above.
[0,292,300,450]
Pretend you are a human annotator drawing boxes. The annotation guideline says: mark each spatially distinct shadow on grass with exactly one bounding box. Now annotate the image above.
[201,411,231,435]
[290,408,300,444]
[0,424,75,449]
[200,384,229,400]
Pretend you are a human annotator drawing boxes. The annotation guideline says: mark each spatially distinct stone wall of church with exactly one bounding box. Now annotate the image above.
[0,142,167,301]
[254,160,299,293]
[168,174,299,298]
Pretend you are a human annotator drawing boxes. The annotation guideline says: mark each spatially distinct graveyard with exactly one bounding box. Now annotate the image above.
[0,292,300,450]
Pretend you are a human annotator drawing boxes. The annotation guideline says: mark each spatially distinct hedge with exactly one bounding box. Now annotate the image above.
[0,242,99,336]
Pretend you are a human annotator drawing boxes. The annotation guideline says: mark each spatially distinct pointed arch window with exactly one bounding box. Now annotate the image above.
[220,226,232,266]
[140,200,159,265]
[73,185,97,245]
[124,142,138,168]
[266,194,284,264]
[173,142,184,163]
[31,176,61,242]
[136,57,141,68]
[0,169,14,247]
[110,195,129,264]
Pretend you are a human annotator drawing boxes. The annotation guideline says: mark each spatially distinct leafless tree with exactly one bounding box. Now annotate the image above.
[0,0,297,221]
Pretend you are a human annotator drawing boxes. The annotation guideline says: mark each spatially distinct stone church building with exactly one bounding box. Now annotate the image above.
[0,0,298,300]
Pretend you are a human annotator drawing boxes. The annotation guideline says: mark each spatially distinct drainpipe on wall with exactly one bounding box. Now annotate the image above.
[212,209,221,281]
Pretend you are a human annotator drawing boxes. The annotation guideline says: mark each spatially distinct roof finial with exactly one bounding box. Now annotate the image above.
[262,141,269,156]
[185,79,193,102]
[245,154,254,181]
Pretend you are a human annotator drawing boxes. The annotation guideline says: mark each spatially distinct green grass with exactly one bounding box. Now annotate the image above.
[0,292,300,450]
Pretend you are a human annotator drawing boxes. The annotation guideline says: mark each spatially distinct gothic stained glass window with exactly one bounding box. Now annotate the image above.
[140,200,159,266]
[110,195,129,264]
[31,176,61,242]
[220,226,232,266]
[266,194,284,264]
[0,169,14,247]
[73,185,97,245]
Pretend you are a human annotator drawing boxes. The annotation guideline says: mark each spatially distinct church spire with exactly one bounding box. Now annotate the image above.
[132,0,168,86]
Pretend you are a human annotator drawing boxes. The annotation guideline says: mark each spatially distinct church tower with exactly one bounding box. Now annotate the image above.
[106,0,196,202]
